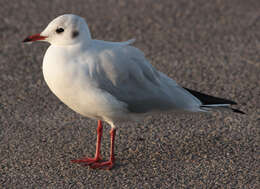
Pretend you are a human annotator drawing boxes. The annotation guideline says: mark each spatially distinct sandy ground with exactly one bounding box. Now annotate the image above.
[0,0,259,188]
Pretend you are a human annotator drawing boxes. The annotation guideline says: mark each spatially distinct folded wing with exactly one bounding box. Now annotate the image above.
[88,43,202,114]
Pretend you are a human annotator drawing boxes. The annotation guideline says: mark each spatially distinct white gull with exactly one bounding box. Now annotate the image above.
[23,14,244,169]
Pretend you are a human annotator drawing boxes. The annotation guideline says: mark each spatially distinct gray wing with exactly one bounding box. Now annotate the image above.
[88,44,201,113]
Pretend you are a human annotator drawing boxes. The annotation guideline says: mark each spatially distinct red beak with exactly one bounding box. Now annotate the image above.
[23,33,47,43]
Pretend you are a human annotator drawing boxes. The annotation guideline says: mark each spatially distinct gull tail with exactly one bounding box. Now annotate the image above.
[184,87,245,114]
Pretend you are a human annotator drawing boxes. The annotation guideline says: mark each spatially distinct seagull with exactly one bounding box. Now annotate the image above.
[23,14,244,170]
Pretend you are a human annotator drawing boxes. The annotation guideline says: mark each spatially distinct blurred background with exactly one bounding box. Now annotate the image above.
[0,0,259,188]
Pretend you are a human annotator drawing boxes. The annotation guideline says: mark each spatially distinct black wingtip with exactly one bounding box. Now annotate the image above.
[184,87,237,105]
[231,108,246,114]
[184,87,245,114]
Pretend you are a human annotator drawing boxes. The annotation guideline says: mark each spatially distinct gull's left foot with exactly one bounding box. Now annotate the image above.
[71,156,102,165]
[90,160,114,170]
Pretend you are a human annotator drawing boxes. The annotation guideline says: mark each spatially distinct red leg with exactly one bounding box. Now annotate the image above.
[71,120,103,164]
[90,128,116,170]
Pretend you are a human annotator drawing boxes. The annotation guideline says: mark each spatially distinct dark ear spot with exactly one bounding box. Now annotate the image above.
[72,30,79,38]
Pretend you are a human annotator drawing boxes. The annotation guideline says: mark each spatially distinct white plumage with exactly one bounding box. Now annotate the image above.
[23,14,243,169]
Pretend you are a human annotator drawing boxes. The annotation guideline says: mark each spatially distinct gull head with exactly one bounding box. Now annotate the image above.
[23,14,92,46]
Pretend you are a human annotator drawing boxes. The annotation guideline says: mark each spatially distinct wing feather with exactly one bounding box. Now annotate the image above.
[87,43,201,113]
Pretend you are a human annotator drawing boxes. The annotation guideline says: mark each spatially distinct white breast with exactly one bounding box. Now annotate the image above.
[42,45,129,122]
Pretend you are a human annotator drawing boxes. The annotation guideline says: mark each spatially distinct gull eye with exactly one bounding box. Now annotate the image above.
[72,30,79,38]
[56,28,64,34]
